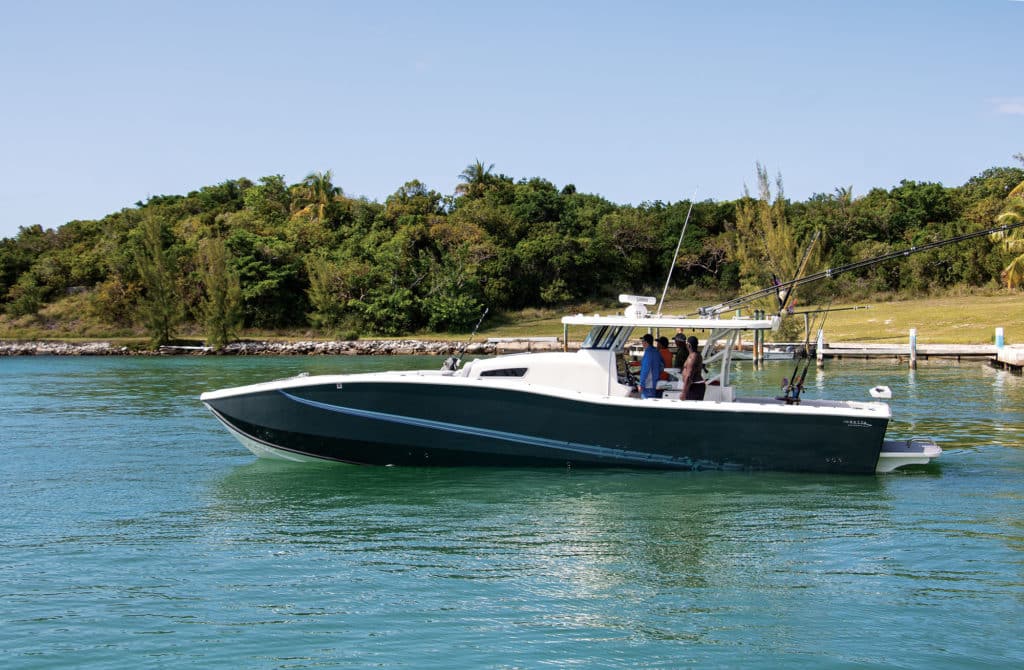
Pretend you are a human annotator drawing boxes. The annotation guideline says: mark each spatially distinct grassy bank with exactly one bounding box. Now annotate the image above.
[469,293,1024,346]
[1,292,1020,347]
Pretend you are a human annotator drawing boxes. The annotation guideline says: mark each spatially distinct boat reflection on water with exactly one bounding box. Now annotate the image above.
[206,462,896,581]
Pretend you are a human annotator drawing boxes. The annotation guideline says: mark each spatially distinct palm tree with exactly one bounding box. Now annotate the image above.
[455,160,495,199]
[992,178,1024,288]
[295,170,342,221]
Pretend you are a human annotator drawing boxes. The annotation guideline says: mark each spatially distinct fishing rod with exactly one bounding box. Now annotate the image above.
[441,307,489,372]
[657,187,699,315]
[698,219,1024,317]
[780,299,833,403]
[794,299,834,393]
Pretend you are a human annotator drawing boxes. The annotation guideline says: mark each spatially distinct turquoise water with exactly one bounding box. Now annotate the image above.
[1,355,1022,668]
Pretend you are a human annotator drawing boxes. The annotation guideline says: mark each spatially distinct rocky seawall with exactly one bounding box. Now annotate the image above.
[0,339,502,356]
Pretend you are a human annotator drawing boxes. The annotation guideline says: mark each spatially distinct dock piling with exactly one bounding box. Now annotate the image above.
[754,309,763,366]
[909,329,918,369]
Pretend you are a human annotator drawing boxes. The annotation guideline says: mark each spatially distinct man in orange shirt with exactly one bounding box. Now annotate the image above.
[657,336,673,380]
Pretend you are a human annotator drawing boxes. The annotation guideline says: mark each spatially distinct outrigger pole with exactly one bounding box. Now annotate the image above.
[775,229,820,314]
[697,219,1024,317]
[657,188,698,315]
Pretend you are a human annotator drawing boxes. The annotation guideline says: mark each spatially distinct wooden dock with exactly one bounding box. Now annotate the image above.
[821,342,997,361]
[991,345,1024,373]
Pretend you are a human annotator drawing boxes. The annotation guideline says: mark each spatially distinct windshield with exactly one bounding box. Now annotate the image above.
[581,326,633,351]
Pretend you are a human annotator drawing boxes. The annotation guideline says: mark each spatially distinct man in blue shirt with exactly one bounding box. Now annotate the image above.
[638,333,664,398]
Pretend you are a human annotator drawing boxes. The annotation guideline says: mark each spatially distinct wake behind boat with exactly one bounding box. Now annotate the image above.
[201,295,939,474]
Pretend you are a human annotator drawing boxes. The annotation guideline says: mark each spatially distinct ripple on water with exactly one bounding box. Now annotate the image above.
[0,356,1022,668]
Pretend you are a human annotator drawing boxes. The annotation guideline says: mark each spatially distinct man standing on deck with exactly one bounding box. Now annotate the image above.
[638,333,664,398]
[681,335,705,401]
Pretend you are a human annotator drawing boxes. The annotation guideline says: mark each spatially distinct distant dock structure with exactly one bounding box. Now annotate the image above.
[811,326,1020,372]
[821,342,997,363]
[991,344,1024,374]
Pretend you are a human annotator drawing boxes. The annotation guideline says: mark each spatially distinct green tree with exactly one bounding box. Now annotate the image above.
[384,180,444,225]
[455,160,495,199]
[135,215,183,346]
[293,170,341,223]
[226,229,306,328]
[5,272,44,317]
[594,207,660,292]
[734,166,808,291]
[733,165,822,336]
[0,225,54,304]
[419,218,491,330]
[198,237,242,348]
[243,175,291,230]
[304,252,368,334]
[991,178,1024,288]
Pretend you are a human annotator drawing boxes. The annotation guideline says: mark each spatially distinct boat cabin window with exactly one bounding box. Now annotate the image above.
[581,326,632,351]
[480,368,528,377]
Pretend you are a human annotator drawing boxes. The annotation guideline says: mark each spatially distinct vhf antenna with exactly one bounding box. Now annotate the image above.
[657,186,698,315]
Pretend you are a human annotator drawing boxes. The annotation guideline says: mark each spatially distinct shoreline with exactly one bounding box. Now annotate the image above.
[0,339,499,357]
[2,339,1017,365]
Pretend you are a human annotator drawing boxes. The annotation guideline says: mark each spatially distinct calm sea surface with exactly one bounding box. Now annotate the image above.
[1,355,1022,669]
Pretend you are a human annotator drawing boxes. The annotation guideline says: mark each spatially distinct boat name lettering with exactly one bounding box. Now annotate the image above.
[843,419,872,429]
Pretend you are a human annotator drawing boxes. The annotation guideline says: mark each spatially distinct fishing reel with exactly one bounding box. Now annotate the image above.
[440,356,461,373]
[778,376,803,404]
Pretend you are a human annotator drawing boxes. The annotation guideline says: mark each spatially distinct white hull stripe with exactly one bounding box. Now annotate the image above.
[279,390,695,466]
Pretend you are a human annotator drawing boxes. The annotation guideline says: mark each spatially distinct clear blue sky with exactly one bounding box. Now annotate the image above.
[1,0,1021,240]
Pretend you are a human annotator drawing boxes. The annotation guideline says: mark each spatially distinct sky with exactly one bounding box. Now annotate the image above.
[1,0,1022,240]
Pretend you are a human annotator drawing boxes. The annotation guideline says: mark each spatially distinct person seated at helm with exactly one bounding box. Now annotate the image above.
[638,333,664,399]
[681,335,705,401]
[657,336,673,380]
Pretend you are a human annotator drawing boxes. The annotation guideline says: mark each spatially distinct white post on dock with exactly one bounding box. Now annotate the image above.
[909,328,918,370]
[816,329,824,367]
[996,327,1004,350]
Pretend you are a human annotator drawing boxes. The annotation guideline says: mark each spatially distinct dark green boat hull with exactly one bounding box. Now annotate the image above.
[205,380,888,474]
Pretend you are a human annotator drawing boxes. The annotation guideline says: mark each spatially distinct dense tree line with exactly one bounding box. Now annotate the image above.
[1,161,1022,345]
